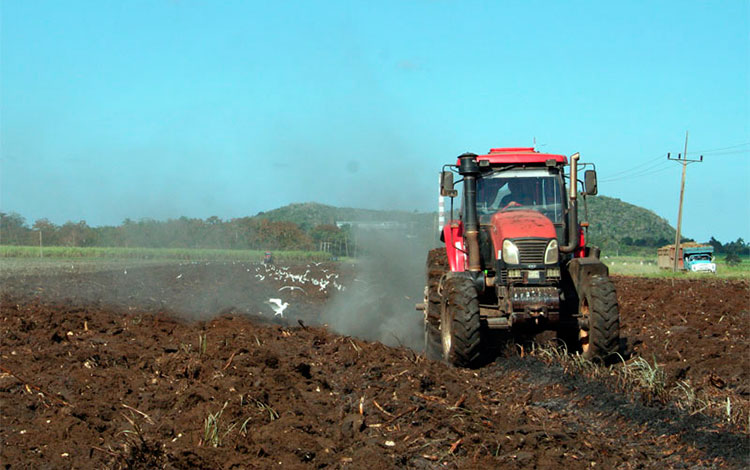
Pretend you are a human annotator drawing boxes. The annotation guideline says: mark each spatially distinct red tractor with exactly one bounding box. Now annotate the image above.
[420,148,619,367]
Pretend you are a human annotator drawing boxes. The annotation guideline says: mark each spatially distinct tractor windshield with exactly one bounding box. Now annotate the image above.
[476,169,564,223]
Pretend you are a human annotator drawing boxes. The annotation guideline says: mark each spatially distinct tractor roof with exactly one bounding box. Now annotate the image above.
[460,147,567,166]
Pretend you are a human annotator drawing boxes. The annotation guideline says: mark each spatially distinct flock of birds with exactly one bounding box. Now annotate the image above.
[164,260,347,319]
[248,262,347,318]
[250,262,345,293]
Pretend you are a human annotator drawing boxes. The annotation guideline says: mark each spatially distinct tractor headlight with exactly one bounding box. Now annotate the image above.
[502,239,520,265]
[544,239,559,264]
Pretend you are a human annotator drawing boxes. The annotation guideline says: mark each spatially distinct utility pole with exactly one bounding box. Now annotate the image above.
[668,131,703,272]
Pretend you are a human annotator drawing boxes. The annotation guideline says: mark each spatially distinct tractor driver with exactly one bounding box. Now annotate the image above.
[500,178,536,208]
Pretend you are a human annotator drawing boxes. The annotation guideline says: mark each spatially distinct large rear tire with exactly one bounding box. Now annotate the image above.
[578,275,620,362]
[423,248,448,359]
[440,273,481,367]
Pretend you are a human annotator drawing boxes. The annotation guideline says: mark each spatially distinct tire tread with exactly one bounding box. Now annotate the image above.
[584,275,620,361]
[443,273,481,367]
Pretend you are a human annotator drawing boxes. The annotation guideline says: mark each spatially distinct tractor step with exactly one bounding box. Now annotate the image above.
[484,317,510,329]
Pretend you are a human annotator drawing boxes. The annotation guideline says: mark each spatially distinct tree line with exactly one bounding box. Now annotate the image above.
[2,209,746,259]
[0,212,353,255]
[706,237,750,256]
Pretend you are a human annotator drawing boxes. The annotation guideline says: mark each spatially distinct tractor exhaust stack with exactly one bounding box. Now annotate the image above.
[559,152,580,253]
[458,152,482,272]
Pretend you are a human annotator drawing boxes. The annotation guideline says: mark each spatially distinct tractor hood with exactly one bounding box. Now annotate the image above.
[489,210,557,251]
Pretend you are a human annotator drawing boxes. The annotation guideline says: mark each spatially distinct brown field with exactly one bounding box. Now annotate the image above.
[1,262,748,469]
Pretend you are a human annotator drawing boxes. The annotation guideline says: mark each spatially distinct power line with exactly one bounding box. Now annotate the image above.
[599,160,673,183]
[599,141,748,183]
[600,168,671,184]
[600,153,664,179]
[600,166,671,183]
[690,142,750,154]
[695,149,749,157]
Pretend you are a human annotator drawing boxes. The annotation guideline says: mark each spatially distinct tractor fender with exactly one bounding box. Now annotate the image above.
[566,257,610,292]
[442,222,466,272]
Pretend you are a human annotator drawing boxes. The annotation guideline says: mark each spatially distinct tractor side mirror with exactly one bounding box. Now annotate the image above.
[584,170,598,196]
[440,171,458,197]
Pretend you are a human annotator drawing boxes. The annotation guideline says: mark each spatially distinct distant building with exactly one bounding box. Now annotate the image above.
[335,221,406,231]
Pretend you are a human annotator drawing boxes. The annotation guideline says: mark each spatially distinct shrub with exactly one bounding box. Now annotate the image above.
[725,253,741,267]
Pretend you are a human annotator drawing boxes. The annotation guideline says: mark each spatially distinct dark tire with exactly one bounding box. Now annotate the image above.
[578,275,620,362]
[423,248,448,359]
[440,273,481,367]
[425,248,449,318]
[424,322,441,360]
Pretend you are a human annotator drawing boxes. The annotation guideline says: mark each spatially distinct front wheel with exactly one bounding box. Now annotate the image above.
[578,275,620,362]
[440,273,481,367]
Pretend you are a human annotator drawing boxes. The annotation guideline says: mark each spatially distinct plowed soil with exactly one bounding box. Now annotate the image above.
[1,262,748,469]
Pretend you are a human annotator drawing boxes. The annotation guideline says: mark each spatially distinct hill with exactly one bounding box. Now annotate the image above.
[584,195,677,249]
[254,202,435,232]
[255,196,679,251]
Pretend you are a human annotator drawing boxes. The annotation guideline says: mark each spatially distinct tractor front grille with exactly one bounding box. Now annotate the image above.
[515,239,548,264]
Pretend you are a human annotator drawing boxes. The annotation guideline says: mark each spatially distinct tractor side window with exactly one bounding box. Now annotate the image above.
[540,177,563,222]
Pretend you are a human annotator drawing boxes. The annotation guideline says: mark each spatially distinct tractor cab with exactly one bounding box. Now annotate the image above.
[476,169,565,224]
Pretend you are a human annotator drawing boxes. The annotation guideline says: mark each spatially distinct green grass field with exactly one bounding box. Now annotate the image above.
[2,245,747,279]
[604,255,750,279]
[0,245,332,263]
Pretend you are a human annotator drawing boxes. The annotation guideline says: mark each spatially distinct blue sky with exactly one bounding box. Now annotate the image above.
[1,0,748,242]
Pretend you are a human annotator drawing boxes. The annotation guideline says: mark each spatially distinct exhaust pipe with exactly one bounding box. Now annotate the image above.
[458,153,482,272]
[559,152,580,253]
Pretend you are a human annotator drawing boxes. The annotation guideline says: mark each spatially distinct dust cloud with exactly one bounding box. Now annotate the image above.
[321,227,435,350]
